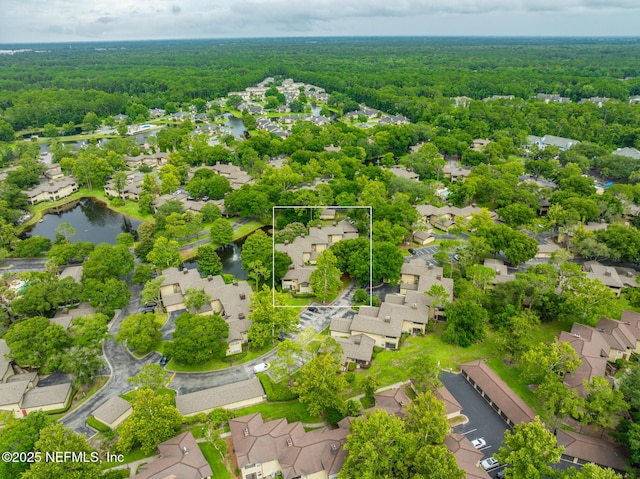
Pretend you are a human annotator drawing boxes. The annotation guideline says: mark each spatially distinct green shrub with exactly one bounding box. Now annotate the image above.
[347,362,357,372]
[222,351,247,363]
[325,406,346,426]
[110,197,125,207]
[257,373,299,401]
[221,274,236,284]
[353,289,368,303]
[87,416,111,433]
[209,408,236,427]
[360,396,374,409]
[182,413,207,425]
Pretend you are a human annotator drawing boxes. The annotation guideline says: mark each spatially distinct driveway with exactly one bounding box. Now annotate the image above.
[1,258,48,273]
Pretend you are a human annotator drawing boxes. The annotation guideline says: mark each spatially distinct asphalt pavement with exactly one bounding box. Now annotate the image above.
[1,258,48,273]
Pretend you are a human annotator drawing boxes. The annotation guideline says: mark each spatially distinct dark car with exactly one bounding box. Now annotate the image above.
[144,301,158,308]
[308,306,318,312]
[408,248,416,254]
[496,471,505,479]
[141,306,155,314]
[159,356,168,366]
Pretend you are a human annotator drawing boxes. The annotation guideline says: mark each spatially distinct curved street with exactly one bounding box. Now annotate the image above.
[60,279,358,436]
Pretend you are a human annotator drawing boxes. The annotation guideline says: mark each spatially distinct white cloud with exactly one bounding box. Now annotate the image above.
[1,0,639,42]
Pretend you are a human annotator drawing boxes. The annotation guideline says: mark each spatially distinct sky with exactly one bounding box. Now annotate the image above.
[0,0,639,44]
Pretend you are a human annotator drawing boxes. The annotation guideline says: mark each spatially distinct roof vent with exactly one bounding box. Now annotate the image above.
[428,265,434,270]
[624,321,631,325]
[207,276,213,282]
[183,269,189,275]
[330,443,338,455]
[301,233,305,238]
[238,313,245,319]
[411,303,418,310]
[599,328,607,333]
[284,240,289,245]
[573,333,581,338]
[605,269,612,277]
[240,292,246,300]
[436,274,442,280]
[384,315,391,323]
[354,336,361,345]
[627,271,634,278]
[243,428,249,437]
[495,268,501,275]
[183,446,189,455]
[233,280,238,286]
[286,438,293,447]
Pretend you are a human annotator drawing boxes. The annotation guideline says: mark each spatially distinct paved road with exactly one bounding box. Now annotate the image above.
[1,258,48,273]
[60,279,360,433]
[59,285,161,436]
[178,217,252,252]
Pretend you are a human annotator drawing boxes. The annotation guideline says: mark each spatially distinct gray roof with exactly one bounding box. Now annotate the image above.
[0,380,30,406]
[93,396,132,425]
[132,431,213,479]
[612,147,640,160]
[23,176,78,198]
[334,334,375,363]
[351,310,404,338]
[330,318,353,334]
[0,339,12,380]
[176,377,264,416]
[21,383,72,408]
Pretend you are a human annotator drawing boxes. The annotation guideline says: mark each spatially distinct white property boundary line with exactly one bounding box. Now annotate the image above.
[272,205,373,308]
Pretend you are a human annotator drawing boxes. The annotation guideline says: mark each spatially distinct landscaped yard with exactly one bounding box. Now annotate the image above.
[164,344,273,372]
[198,443,233,479]
[233,400,322,424]
[342,320,568,409]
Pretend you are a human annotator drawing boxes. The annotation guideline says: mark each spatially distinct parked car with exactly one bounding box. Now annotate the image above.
[496,471,505,479]
[480,457,500,470]
[159,356,168,366]
[471,438,487,449]
[253,362,270,373]
[141,307,155,314]
[408,248,416,254]
[144,301,158,308]
[308,306,318,312]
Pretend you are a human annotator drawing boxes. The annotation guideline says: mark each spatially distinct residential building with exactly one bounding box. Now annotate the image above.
[461,359,537,427]
[330,289,431,349]
[158,268,252,355]
[43,164,63,180]
[583,260,635,296]
[204,161,254,190]
[386,166,420,181]
[556,430,627,473]
[131,431,213,479]
[452,96,472,107]
[124,152,169,170]
[52,302,96,330]
[445,433,491,479]
[579,97,610,107]
[176,378,265,416]
[230,413,349,479]
[471,138,491,152]
[0,375,72,418]
[0,339,14,383]
[378,114,410,125]
[333,334,376,369]
[483,258,515,285]
[104,171,147,201]
[415,204,494,231]
[92,396,132,430]
[276,220,359,293]
[612,147,640,160]
[528,135,580,151]
[536,93,571,103]
[412,229,434,245]
[23,177,79,205]
[400,259,454,300]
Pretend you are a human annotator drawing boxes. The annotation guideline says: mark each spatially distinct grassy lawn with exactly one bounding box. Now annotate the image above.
[101,447,155,470]
[165,344,273,372]
[284,296,312,307]
[234,400,322,424]
[343,321,568,404]
[198,443,233,479]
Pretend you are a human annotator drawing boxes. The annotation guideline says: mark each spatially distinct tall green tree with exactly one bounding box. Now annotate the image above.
[4,317,71,373]
[115,313,161,354]
[146,237,181,271]
[442,300,487,347]
[127,364,168,392]
[521,340,582,385]
[196,244,223,276]
[0,411,53,479]
[209,218,234,245]
[404,390,451,445]
[168,313,229,365]
[248,287,299,349]
[495,416,564,479]
[60,346,105,387]
[270,338,302,383]
[23,423,102,479]
[310,249,342,304]
[293,352,346,417]
[115,388,182,455]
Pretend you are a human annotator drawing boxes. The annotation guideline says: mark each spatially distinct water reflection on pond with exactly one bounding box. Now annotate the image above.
[23,197,141,245]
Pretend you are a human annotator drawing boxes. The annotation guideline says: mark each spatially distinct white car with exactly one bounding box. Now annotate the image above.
[480,457,500,470]
[253,362,270,373]
[471,438,487,449]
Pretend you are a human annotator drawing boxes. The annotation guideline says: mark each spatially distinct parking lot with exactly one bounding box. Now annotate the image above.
[441,371,509,478]
[405,245,440,265]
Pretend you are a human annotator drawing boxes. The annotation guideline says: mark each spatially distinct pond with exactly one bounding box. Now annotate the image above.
[182,239,247,280]
[221,113,247,139]
[22,197,142,245]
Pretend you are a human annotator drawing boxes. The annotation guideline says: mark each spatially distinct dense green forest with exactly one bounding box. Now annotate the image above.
[1,37,640,148]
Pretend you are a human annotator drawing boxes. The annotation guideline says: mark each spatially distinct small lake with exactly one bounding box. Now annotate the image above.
[182,240,247,280]
[222,114,247,139]
[22,197,141,245]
